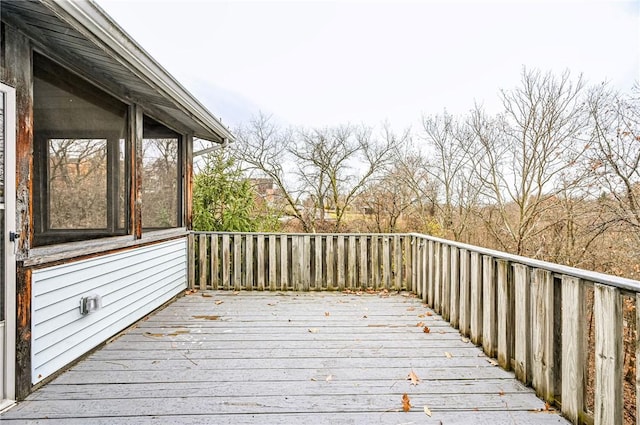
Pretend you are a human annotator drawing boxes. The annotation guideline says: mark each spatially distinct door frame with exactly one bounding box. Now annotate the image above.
[0,82,17,408]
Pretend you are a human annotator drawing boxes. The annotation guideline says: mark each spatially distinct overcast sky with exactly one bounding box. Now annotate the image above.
[96,0,639,130]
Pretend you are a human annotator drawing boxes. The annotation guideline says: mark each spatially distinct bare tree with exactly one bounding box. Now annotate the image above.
[236,113,405,232]
[470,69,589,255]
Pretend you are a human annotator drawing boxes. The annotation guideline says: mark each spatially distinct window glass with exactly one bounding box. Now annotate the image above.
[33,54,128,245]
[142,117,181,228]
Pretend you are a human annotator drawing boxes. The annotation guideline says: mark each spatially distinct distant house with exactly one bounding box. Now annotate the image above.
[0,0,234,404]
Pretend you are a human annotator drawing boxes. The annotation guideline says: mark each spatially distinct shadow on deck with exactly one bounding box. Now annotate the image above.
[1,291,568,424]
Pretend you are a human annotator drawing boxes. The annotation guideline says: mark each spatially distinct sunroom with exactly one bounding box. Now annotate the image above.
[0,0,233,403]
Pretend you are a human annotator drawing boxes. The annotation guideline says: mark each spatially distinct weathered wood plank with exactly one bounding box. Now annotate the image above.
[256,235,265,290]
[279,235,288,290]
[393,235,402,290]
[325,236,334,290]
[427,241,435,307]
[210,234,219,289]
[496,259,512,370]
[291,236,301,290]
[482,255,496,358]
[458,248,471,336]
[449,246,459,328]
[268,235,277,291]
[421,238,428,303]
[302,235,311,291]
[469,251,482,345]
[233,234,242,290]
[442,244,450,321]
[188,233,195,289]
[314,235,323,290]
[336,235,345,291]
[370,235,379,289]
[348,235,357,289]
[359,236,368,288]
[245,235,254,291]
[594,283,623,425]
[382,236,391,289]
[513,264,530,385]
[198,234,207,290]
[531,268,554,402]
[222,234,230,290]
[560,275,584,424]
[434,242,442,313]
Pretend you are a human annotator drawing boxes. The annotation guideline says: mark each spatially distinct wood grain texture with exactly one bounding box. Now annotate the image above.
[482,255,497,358]
[458,248,471,336]
[560,275,584,424]
[594,284,623,425]
[469,251,483,345]
[531,269,554,402]
[1,292,569,424]
[496,259,512,370]
[513,264,530,385]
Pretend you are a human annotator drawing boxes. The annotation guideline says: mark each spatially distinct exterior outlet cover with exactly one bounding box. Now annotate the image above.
[80,294,102,315]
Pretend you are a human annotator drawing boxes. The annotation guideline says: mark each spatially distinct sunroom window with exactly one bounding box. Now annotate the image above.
[142,117,182,229]
[33,54,128,245]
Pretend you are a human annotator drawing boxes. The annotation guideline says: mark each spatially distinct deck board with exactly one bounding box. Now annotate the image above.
[1,291,569,424]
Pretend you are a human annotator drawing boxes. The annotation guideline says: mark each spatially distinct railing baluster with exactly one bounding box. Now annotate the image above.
[594,283,623,425]
[348,235,357,290]
[470,251,482,345]
[382,236,391,289]
[434,242,442,313]
[531,268,554,402]
[458,248,470,336]
[449,246,459,328]
[315,235,323,290]
[233,234,242,291]
[496,259,512,370]
[513,263,531,384]
[337,235,345,291]
[405,236,412,291]
[209,234,219,289]
[370,235,379,289]
[482,255,497,358]
[302,235,311,291]
[360,236,368,289]
[326,235,334,290]
[279,235,288,290]
[245,234,253,291]
[561,275,584,423]
[198,233,207,290]
[394,235,402,291]
[442,244,450,320]
[256,234,264,290]
[220,234,229,290]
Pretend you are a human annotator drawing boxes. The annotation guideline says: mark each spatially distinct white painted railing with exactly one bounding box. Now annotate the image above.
[189,231,640,425]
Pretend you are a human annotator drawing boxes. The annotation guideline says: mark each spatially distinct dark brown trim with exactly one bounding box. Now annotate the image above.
[15,266,31,400]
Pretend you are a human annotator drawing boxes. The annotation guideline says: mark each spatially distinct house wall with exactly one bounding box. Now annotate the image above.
[31,238,187,384]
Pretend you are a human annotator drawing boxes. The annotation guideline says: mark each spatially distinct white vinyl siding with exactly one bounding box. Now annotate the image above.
[31,238,187,384]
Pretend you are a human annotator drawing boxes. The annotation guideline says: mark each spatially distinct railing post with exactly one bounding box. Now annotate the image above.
[326,235,334,290]
[370,235,379,289]
[496,259,513,370]
[513,263,530,384]
[256,234,265,290]
[469,251,482,345]
[348,235,357,290]
[393,235,402,290]
[405,236,412,292]
[359,236,368,289]
[188,232,195,290]
[458,248,470,336]
[210,234,219,289]
[382,236,390,290]
[449,246,459,328]
[337,235,346,291]
[531,268,554,402]
[291,236,301,290]
[302,235,311,291]
[442,244,450,321]
[245,234,253,291]
[279,235,287,290]
[222,234,230,290]
[233,234,242,291]
[482,255,497,358]
[315,235,323,290]
[197,234,207,290]
[427,241,435,307]
[421,239,428,303]
[561,275,584,424]
[594,283,623,425]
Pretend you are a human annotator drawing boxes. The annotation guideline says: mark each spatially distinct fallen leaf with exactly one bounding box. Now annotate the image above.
[324,312,330,317]
[444,352,452,359]
[143,332,165,338]
[308,328,319,333]
[424,405,432,416]
[326,374,333,382]
[192,315,220,320]
[267,303,276,306]
[416,321,425,327]
[362,315,368,319]
[426,312,433,316]
[461,337,470,343]
[418,314,426,318]
[498,390,505,396]
[402,393,412,412]
[407,370,420,385]
[184,289,196,295]
[201,293,213,298]
[406,307,415,312]
[423,326,431,333]
[487,358,499,366]
[232,291,240,295]
[310,377,317,381]
[215,300,224,305]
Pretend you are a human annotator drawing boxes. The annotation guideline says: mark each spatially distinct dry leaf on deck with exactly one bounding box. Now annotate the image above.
[215,300,224,305]
[416,321,425,327]
[444,352,452,359]
[326,374,333,382]
[406,307,415,311]
[487,358,499,366]
[232,291,240,295]
[418,314,426,318]
[423,326,431,333]
[324,312,330,317]
[201,293,213,298]
[402,393,412,412]
[308,328,319,333]
[426,311,433,316]
[407,370,420,385]
[424,405,432,416]
[192,315,220,320]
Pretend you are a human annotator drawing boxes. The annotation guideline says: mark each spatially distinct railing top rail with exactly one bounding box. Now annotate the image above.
[407,232,640,293]
[190,231,407,237]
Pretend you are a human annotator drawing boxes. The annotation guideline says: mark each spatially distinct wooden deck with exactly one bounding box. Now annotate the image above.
[1,291,569,424]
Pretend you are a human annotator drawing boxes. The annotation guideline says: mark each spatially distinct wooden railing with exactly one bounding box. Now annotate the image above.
[189,231,640,425]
